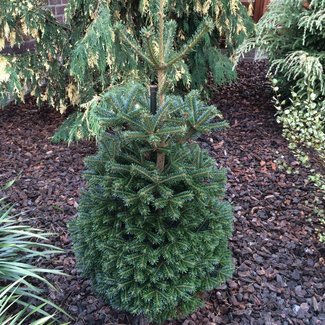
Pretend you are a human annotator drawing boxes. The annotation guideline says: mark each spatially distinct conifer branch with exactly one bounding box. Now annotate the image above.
[145,32,160,66]
[166,19,214,68]
[117,26,155,67]
[178,126,197,144]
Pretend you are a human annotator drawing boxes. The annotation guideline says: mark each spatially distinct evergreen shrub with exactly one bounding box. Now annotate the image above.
[70,85,233,324]
[70,0,234,323]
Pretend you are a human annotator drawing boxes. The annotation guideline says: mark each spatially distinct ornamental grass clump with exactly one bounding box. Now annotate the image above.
[70,0,234,323]
[0,191,67,324]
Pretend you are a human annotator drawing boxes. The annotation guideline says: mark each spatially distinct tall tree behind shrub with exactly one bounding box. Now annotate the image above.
[66,0,253,91]
[238,0,325,191]
[57,0,253,142]
[69,0,233,323]
[0,0,253,129]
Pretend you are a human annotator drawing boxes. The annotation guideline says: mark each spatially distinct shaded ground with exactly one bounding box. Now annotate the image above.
[0,62,324,325]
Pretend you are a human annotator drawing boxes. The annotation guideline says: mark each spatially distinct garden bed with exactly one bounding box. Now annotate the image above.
[0,61,324,325]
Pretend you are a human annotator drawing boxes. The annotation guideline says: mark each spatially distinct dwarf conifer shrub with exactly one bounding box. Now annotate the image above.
[70,0,233,323]
[70,86,233,323]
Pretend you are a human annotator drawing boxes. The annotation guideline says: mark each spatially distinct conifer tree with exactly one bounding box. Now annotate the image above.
[66,0,253,91]
[53,0,253,142]
[70,1,233,324]
[0,0,253,136]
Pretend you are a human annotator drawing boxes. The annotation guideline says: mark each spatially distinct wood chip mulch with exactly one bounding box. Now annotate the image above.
[0,61,324,325]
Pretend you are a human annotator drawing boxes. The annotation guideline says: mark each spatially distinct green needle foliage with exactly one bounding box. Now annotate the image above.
[66,0,253,91]
[70,85,233,324]
[70,0,233,323]
[53,0,253,142]
[237,0,325,191]
[0,0,69,110]
[0,0,253,124]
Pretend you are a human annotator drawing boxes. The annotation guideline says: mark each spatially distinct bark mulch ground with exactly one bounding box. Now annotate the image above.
[0,61,324,325]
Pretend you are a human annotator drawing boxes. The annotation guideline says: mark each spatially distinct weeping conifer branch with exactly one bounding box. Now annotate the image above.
[1,0,253,128]
[166,19,215,67]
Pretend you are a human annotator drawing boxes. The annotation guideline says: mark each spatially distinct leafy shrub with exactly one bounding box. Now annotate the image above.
[238,0,325,191]
[0,194,67,324]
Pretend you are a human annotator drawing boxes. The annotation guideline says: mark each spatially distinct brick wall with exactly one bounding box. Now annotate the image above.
[47,0,68,23]
[241,0,271,22]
